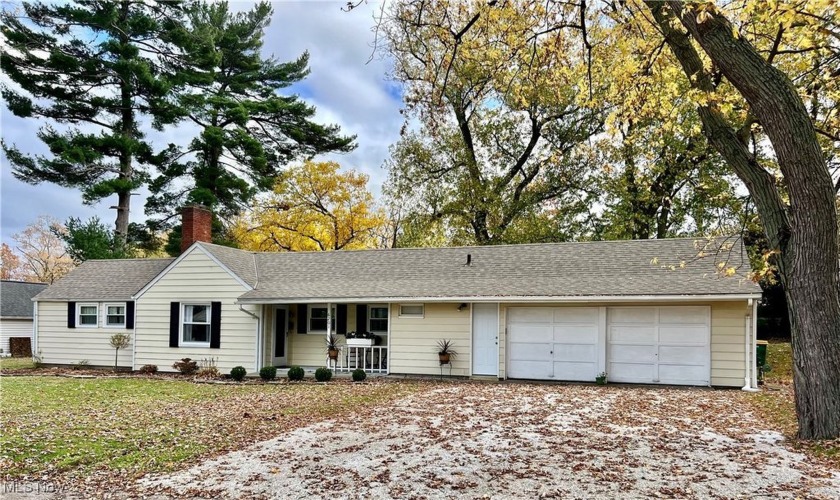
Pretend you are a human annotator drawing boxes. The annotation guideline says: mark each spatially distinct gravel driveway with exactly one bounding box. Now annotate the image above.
[140,383,840,499]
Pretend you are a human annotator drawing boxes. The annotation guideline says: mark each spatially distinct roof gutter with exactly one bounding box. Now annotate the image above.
[236,293,763,305]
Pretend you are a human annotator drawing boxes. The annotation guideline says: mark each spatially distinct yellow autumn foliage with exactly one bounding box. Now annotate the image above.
[230,161,386,252]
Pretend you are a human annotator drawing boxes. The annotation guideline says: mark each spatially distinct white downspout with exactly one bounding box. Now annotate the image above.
[240,304,260,372]
[32,300,38,361]
[742,299,759,392]
[751,299,759,389]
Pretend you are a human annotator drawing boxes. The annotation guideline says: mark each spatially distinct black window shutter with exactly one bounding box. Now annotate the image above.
[125,301,135,329]
[297,304,307,333]
[210,302,222,348]
[169,302,180,348]
[356,304,367,333]
[67,302,76,329]
[337,304,347,335]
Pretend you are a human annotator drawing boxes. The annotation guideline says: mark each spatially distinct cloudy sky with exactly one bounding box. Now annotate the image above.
[0,1,401,243]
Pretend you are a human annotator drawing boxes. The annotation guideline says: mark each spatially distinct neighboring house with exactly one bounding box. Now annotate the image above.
[1,280,48,356]
[32,206,763,388]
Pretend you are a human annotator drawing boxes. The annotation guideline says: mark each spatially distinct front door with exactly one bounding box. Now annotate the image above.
[472,303,498,376]
[273,307,288,366]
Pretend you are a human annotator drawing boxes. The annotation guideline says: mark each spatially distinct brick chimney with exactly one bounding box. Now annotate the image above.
[181,205,212,253]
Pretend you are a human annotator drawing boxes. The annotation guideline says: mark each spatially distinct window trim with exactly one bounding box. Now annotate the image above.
[181,303,212,347]
[76,303,99,328]
[398,303,424,318]
[307,303,337,334]
[368,304,389,333]
[103,303,127,328]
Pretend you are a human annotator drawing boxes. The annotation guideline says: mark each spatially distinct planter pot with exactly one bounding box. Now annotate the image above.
[328,349,339,360]
[346,338,374,347]
[439,353,451,365]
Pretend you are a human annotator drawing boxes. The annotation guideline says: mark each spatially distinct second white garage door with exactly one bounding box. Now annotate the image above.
[507,307,600,381]
[607,306,710,385]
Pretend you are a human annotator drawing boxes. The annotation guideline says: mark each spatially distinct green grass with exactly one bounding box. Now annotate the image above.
[0,376,424,481]
[764,341,793,383]
[0,357,36,370]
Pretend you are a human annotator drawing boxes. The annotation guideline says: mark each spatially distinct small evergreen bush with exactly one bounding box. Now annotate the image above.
[230,366,247,381]
[139,364,158,374]
[287,365,305,381]
[314,367,332,382]
[172,358,198,375]
[259,365,277,381]
[351,368,366,382]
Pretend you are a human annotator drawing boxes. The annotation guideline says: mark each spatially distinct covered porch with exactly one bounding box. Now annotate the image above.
[258,302,390,374]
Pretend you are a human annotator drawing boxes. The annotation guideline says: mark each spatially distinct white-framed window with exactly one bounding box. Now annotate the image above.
[399,304,424,318]
[182,303,211,346]
[77,303,99,327]
[104,303,126,327]
[369,305,389,333]
[308,304,336,333]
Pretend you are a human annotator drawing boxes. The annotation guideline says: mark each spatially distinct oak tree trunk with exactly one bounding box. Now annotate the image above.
[650,1,840,439]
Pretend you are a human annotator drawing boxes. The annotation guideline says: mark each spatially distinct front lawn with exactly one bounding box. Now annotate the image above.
[0,376,425,485]
[0,357,36,371]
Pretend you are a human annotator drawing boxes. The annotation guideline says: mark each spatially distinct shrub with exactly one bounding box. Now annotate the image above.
[139,364,158,374]
[230,366,247,381]
[595,372,608,385]
[172,358,199,375]
[197,366,220,379]
[315,367,332,382]
[352,368,366,382]
[72,360,90,370]
[287,366,305,381]
[259,365,277,381]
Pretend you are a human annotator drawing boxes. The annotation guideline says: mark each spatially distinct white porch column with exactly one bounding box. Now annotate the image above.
[326,302,332,340]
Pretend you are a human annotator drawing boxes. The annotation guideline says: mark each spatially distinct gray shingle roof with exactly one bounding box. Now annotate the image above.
[197,243,257,287]
[1,281,48,318]
[238,237,761,302]
[34,258,174,301]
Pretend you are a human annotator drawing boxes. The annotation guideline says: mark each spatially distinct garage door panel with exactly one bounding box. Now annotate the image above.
[508,361,553,379]
[659,306,708,324]
[608,344,655,363]
[659,326,707,344]
[609,362,654,382]
[553,307,598,323]
[659,364,708,383]
[508,307,599,382]
[607,306,710,386]
[553,343,597,362]
[659,345,707,364]
[508,308,553,323]
[509,342,552,362]
[509,324,553,343]
[609,307,656,324]
[554,325,597,344]
[554,361,596,381]
[610,325,656,343]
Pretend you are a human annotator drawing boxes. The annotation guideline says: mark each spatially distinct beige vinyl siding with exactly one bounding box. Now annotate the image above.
[499,300,750,387]
[1,319,33,355]
[710,300,750,387]
[35,301,132,367]
[135,248,258,373]
[389,302,470,376]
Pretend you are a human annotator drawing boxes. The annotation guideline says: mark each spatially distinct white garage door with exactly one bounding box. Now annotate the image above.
[607,306,710,386]
[507,307,600,381]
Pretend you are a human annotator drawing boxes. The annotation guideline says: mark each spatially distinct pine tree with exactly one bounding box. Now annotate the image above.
[1,1,188,242]
[146,1,356,227]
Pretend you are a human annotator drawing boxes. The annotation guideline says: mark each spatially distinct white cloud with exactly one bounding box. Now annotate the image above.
[0,0,403,242]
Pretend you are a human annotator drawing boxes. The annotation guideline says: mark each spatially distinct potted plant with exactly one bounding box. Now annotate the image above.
[437,339,458,365]
[345,330,375,347]
[325,334,341,360]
